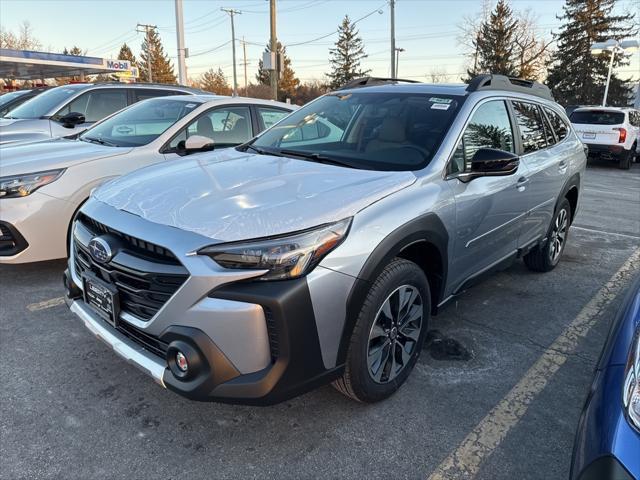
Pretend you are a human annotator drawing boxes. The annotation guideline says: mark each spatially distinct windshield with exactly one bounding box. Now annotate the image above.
[250,92,463,171]
[0,90,30,107]
[570,110,625,125]
[79,98,201,147]
[5,86,83,119]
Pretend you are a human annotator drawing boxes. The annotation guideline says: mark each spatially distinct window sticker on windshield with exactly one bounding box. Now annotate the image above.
[185,103,197,108]
[429,97,452,104]
[431,103,450,110]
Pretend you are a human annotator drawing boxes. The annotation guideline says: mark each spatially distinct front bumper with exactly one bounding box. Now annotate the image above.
[0,192,73,263]
[64,200,346,405]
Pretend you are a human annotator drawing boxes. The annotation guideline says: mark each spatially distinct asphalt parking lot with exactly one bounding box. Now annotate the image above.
[1,160,639,480]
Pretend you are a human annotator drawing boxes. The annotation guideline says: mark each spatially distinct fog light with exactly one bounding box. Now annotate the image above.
[175,351,188,372]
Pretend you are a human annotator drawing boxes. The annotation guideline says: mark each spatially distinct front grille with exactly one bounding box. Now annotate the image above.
[263,307,279,361]
[73,214,188,321]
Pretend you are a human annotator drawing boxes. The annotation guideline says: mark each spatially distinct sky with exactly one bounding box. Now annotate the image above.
[1,0,639,86]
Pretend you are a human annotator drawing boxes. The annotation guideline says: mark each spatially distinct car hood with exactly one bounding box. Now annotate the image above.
[94,148,417,243]
[0,138,134,176]
[0,118,53,145]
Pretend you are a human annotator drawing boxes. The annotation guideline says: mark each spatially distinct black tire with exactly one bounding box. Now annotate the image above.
[619,150,631,170]
[333,258,430,402]
[524,198,572,273]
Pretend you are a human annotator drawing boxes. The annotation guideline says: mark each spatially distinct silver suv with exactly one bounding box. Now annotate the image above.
[64,75,587,405]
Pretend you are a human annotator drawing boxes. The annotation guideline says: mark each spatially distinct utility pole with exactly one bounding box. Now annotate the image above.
[137,23,157,83]
[390,0,395,78]
[395,47,404,77]
[174,0,187,85]
[269,0,278,100]
[242,37,248,95]
[221,8,241,96]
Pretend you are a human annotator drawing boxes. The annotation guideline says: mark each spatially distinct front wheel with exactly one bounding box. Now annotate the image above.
[333,258,430,402]
[524,198,571,272]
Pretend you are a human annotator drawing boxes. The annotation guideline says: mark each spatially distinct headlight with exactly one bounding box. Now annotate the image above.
[623,327,640,430]
[199,218,351,281]
[0,169,65,198]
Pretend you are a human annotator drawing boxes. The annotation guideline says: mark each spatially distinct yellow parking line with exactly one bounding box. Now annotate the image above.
[427,248,640,480]
[26,297,65,312]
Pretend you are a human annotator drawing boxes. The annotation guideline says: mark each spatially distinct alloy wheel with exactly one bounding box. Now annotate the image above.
[549,207,568,262]
[367,285,423,384]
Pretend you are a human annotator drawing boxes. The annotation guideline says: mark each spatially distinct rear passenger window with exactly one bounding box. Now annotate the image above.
[512,101,547,154]
[257,107,289,131]
[449,100,514,174]
[59,89,128,123]
[544,107,569,141]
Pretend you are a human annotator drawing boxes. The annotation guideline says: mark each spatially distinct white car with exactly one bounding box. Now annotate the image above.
[0,82,204,145]
[0,94,295,264]
[569,106,640,169]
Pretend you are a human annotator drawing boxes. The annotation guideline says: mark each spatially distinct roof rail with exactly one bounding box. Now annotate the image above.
[466,74,553,101]
[337,76,421,90]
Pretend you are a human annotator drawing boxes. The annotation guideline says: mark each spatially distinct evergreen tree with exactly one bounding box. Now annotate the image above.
[465,0,518,80]
[547,0,636,106]
[62,46,84,56]
[327,15,370,89]
[117,43,137,66]
[199,68,232,95]
[139,29,176,84]
[255,41,300,101]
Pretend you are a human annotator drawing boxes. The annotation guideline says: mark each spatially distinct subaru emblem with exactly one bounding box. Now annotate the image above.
[88,236,113,263]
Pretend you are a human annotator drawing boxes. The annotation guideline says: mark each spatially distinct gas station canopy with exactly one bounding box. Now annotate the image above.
[0,48,136,80]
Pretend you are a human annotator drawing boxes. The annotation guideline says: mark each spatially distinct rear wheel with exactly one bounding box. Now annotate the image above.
[524,198,571,273]
[333,258,430,402]
[619,150,632,170]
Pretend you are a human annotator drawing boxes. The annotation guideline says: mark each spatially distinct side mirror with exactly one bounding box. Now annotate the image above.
[59,112,86,129]
[178,135,215,155]
[459,148,519,182]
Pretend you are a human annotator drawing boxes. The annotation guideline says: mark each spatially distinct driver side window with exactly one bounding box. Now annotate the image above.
[449,100,514,174]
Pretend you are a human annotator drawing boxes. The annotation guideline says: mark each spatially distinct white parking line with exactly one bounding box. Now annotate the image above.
[26,297,65,312]
[426,248,640,480]
[571,225,640,240]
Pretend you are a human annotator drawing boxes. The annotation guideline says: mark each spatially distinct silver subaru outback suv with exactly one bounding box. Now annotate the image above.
[64,75,586,405]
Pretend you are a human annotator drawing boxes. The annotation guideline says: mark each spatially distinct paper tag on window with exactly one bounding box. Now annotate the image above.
[431,103,450,110]
[429,97,452,104]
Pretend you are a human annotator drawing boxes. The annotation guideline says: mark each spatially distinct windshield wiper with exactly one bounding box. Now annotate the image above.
[279,149,355,168]
[240,143,280,156]
[81,136,117,147]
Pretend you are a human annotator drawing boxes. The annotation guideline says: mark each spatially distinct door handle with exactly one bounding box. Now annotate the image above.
[517,177,529,186]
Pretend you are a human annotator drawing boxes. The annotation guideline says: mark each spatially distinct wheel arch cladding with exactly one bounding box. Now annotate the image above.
[561,172,580,223]
[336,213,448,366]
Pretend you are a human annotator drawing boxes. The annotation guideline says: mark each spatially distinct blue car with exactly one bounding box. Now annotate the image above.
[571,274,640,480]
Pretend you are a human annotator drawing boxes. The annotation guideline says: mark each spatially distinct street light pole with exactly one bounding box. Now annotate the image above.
[395,47,404,77]
[602,48,616,107]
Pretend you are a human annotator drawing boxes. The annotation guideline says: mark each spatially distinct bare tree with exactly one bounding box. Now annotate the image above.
[0,21,41,50]
[513,10,554,80]
[458,1,553,81]
[428,68,450,83]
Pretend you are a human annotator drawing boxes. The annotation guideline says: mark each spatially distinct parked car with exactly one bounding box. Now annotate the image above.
[64,74,586,405]
[0,82,205,145]
[571,274,640,480]
[0,87,49,117]
[569,106,640,169]
[0,94,294,263]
